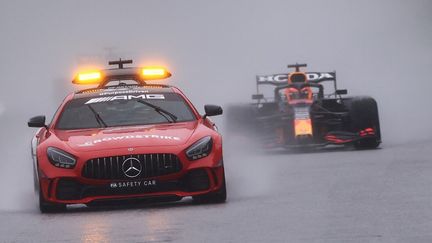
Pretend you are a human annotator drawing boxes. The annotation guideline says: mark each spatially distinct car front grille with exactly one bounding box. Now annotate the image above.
[82,154,182,180]
[57,169,210,200]
[55,178,183,200]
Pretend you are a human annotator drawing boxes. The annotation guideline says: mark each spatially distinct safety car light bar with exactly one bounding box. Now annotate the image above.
[73,71,103,85]
[72,59,172,86]
[141,67,171,80]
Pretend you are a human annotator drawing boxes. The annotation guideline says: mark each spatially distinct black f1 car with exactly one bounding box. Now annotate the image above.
[226,63,381,149]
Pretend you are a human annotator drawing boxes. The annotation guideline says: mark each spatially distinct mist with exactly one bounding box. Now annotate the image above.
[0,0,431,211]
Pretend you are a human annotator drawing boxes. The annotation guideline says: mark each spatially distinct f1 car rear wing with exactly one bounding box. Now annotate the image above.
[254,71,348,100]
[256,72,337,86]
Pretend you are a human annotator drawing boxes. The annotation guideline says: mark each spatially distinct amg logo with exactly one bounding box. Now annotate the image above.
[85,94,165,104]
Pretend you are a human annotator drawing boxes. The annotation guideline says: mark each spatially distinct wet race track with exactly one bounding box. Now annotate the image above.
[1,140,432,243]
[1,1,432,242]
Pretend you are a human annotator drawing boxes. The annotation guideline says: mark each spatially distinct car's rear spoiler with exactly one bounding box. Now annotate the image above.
[256,72,336,85]
[253,71,346,101]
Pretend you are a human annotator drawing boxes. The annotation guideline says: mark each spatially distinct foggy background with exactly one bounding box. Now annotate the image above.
[0,0,431,212]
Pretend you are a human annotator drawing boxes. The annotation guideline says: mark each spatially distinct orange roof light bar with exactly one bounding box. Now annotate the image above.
[143,68,165,76]
[72,64,172,85]
[73,71,102,85]
[141,67,171,80]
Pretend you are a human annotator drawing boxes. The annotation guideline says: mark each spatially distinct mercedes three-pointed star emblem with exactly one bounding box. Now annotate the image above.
[122,157,142,178]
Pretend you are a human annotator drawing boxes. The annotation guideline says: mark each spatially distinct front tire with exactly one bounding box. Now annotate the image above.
[193,173,227,204]
[38,183,66,213]
[348,96,381,149]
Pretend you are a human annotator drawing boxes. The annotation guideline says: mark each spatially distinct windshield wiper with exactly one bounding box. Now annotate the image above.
[86,104,107,128]
[136,99,178,123]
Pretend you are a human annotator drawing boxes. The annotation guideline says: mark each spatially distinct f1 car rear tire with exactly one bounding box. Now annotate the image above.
[192,173,227,204]
[38,183,66,213]
[348,97,381,149]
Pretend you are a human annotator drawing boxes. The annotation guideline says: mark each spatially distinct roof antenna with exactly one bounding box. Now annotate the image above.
[287,63,307,72]
[108,58,133,69]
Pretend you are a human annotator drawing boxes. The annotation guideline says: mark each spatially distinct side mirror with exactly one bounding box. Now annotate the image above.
[336,89,348,95]
[28,115,46,128]
[204,105,223,117]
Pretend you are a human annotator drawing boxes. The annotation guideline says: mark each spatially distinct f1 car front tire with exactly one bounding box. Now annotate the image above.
[348,96,381,149]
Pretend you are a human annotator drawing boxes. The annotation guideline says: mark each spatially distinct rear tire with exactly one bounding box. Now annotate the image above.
[348,96,381,149]
[193,173,227,204]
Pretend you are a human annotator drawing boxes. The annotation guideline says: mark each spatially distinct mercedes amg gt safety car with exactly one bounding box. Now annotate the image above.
[227,63,381,149]
[28,59,226,213]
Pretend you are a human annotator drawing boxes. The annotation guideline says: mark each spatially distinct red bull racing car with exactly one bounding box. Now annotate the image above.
[28,59,226,212]
[227,63,381,149]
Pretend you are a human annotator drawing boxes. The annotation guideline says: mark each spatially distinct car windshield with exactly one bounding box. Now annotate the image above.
[56,93,196,130]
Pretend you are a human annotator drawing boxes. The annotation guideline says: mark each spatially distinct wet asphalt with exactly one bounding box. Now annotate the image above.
[1,140,432,243]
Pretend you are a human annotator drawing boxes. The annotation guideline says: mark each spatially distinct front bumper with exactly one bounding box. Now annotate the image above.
[37,146,224,205]
[40,166,224,204]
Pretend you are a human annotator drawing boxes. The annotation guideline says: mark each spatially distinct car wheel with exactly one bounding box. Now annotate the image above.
[348,96,381,149]
[354,137,380,149]
[193,173,227,204]
[38,183,66,213]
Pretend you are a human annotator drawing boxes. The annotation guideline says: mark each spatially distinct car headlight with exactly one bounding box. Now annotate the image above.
[186,136,213,161]
[47,147,76,169]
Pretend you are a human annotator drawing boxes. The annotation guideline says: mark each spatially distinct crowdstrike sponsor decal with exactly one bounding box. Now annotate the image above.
[85,94,165,104]
[77,134,181,147]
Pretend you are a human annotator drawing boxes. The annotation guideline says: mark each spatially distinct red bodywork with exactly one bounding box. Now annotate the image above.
[33,87,225,205]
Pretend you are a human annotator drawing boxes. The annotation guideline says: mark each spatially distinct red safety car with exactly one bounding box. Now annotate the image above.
[28,59,226,212]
